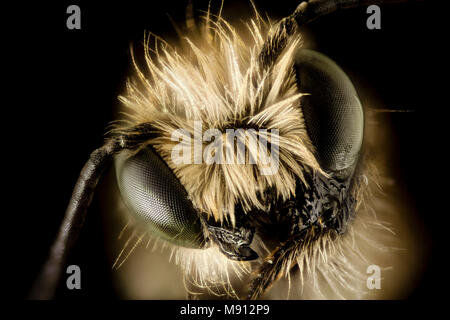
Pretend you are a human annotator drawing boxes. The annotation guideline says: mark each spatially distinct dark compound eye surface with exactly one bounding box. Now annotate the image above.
[295,49,364,178]
[115,146,204,248]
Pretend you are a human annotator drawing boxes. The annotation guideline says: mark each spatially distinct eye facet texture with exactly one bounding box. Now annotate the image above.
[115,146,204,248]
[295,49,364,179]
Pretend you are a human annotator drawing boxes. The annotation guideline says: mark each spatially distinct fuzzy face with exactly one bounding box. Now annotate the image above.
[109,8,417,299]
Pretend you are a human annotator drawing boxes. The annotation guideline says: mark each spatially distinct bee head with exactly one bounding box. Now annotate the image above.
[114,11,363,258]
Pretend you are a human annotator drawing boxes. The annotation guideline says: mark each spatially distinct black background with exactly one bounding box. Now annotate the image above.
[7,0,444,303]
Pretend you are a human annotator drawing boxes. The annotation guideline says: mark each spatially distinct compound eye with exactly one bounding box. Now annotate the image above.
[115,146,205,248]
[295,49,364,180]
